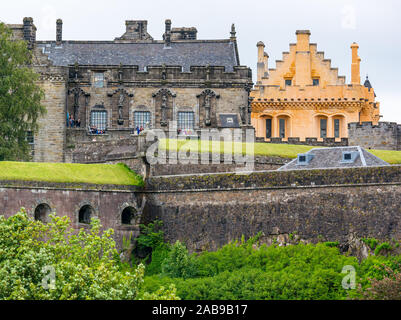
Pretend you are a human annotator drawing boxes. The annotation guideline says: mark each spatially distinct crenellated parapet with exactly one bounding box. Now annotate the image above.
[348,121,401,150]
[66,64,252,88]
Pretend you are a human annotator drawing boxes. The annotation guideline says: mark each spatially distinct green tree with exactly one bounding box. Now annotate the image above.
[162,240,198,279]
[0,22,46,161]
[0,209,177,300]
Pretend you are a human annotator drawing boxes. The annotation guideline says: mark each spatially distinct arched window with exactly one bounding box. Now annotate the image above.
[34,203,52,223]
[121,207,136,225]
[79,205,94,224]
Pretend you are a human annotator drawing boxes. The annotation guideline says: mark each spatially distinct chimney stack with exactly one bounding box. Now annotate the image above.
[256,41,265,83]
[164,19,171,47]
[351,42,361,85]
[263,52,269,77]
[294,30,312,86]
[56,19,63,45]
[23,17,36,49]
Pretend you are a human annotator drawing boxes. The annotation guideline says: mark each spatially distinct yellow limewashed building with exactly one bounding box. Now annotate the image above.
[251,30,381,142]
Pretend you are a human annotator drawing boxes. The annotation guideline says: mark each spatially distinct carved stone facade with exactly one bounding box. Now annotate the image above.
[7,18,253,163]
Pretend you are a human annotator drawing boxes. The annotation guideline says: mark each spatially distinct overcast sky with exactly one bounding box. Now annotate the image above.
[2,0,400,122]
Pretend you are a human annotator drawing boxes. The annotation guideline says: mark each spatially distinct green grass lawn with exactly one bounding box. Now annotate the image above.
[159,138,401,164]
[0,162,144,186]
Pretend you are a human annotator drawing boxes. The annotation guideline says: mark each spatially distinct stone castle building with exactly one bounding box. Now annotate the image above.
[7,18,253,163]
[251,30,381,142]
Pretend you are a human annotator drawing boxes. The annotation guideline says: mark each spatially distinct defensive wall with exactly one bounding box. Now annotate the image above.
[142,166,401,254]
[0,180,143,249]
[2,165,401,255]
[348,121,401,150]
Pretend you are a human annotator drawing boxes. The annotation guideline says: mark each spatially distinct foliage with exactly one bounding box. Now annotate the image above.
[0,23,46,161]
[136,220,165,251]
[374,242,393,256]
[0,209,176,300]
[324,241,339,248]
[362,238,379,250]
[358,265,401,300]
[0,162,143,186]
[145,245,171,276]
[140,284,180,300]
[142,238,360,300]
[161,240,198,279]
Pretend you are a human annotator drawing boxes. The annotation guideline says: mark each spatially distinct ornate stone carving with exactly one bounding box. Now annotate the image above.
[68,86,89,121]
[197,89,220,126]
[152,89,176,127]
[107,87,133,125]
[240,105,247,125]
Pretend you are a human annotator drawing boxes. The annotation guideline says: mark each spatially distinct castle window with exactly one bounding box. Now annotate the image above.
[34,203,51,223]
[320,119,327,138]
[26,131,34,156]
[121,207,136,225]
[313,79,319,86]
[334,119,340,138]
[285,79,292,86]
[178,111,195,130]
[134,111,151,128]
[94,72,104,88]
[279,118,286,138]
[90,110,107,131]
[265,118,272,138]
[78,205,94,224]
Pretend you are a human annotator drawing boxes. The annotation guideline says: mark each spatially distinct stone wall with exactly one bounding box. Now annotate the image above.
[143,166,401,252]
[0,181,143,248]
[33,70,67,162]
[348,121,401,150]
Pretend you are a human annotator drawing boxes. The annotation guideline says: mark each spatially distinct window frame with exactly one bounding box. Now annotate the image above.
[177,111,195,130]
[93,72,104,88]
[90,109,108,131]
[134,111,151,129]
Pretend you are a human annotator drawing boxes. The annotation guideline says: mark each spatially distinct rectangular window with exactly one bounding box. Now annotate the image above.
[177,112,195,130]
[26,131,34,156]
[94,73,104,88]
[313,78,320,86]
[320,119,327,138]
[285,79,292,86]
[134,111,151,128]
[90,110,107,131]
[266,118,272,138]
[279,118,285,138]
[334,119,340,138]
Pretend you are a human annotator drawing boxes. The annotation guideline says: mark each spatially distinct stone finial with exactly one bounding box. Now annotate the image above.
[56,19,63,45]
[230,23,236,40]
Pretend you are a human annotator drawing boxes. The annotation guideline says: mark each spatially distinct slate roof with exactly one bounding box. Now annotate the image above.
[278,146,389,171]
[37,40,238,72]
[364,75,376,97]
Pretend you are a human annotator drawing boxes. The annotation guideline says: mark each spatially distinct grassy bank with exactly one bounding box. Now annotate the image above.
[159,139,401,164]
[0,162,143,186]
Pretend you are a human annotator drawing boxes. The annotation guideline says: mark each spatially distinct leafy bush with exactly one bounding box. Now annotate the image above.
[0,209,176,300]
[374,242,393,256]
[358,265,401,300]
[161,241,198,279]
[362,238,379,250]
[142,238,360,300]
